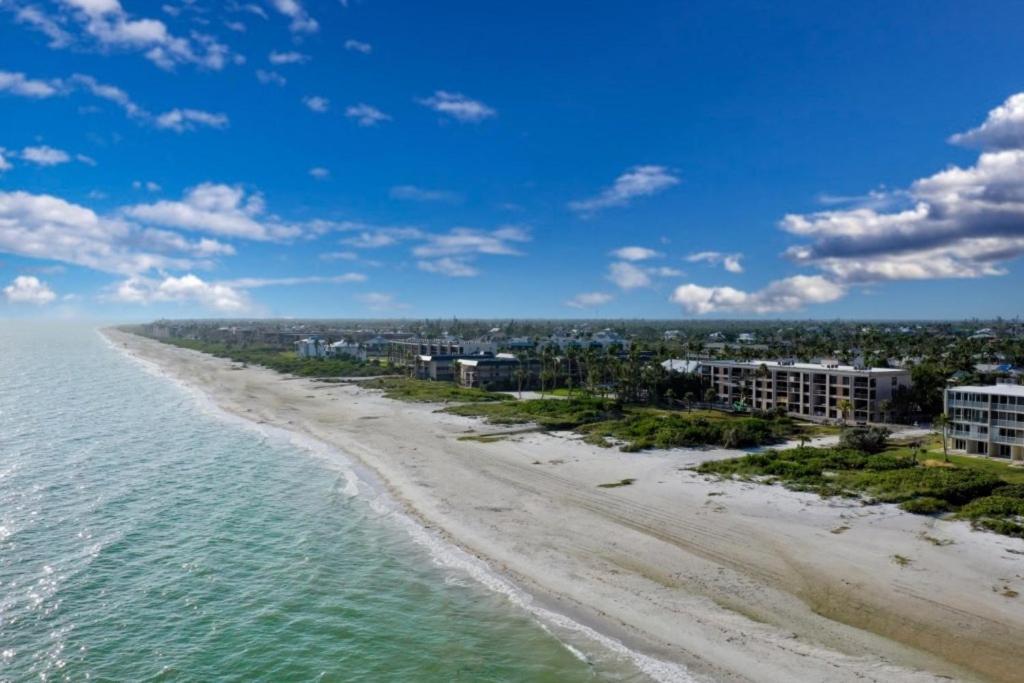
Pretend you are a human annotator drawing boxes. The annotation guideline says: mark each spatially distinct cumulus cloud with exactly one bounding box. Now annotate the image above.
[389,185,460,203]
[949,93,1024,151]
[269,0,318,33]
[0,149,11,172]
[303,95,329,113]
[610,246,661,261]
[123,183,302,241]
[345,103,390,126]
[154,108,229,132]
[13,5,73,48]
[417,257,479,277]
[344,39,371,54]
[686,251,744,273]
[417,90,496,123]
[0,70,61,97]
[112,273,249,311]
[566,291,612,309]
[309,167,330,179]
[255,69,286,86]
[268,50,309,65]
[20,145,71,166]
[412,226,529,258]
[607,261,651,290]
[49,0,235,70]
[670,276,845,315]
[342,227,425,249]
[0,189,196,274]
[569,165,679,214]
[4,275,57,305]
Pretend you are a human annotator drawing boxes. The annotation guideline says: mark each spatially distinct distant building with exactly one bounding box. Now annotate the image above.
[329,341,367,361]
[295,337,328,359]
[945,384,1024,461]
[455,356,520,389]
[661,359,701,374]
[737,332,757,343]
[699,359,910,422]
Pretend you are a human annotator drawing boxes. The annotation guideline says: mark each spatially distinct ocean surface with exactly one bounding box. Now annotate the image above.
[0,324,649,682]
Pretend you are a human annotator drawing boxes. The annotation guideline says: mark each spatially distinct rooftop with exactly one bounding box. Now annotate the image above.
[948,384,1024,397]
[705,359,907,375]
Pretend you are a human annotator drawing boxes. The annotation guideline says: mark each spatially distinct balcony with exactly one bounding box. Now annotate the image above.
[993,434,1024,446]
[948,399,990,410]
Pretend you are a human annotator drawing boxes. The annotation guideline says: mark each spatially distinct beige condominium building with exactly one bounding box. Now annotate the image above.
[699,360,911,423]
[945,384,1024,461]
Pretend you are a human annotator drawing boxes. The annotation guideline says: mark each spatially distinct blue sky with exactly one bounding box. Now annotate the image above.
[2,0,1024,319]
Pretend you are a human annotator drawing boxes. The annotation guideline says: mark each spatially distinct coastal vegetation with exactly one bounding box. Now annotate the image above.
[698,435,1024,539]
[445,398,797,451]
[360,377,513,403]
[154,338,387,378]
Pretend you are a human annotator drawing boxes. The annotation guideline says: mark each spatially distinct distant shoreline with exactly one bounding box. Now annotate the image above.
[105,327,1024,683]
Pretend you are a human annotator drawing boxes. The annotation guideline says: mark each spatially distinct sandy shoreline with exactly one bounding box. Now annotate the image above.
[105,329,1024,683]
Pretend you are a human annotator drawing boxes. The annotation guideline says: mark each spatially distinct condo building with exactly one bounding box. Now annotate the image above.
[699,360,911,423]
[945,384,1024,461]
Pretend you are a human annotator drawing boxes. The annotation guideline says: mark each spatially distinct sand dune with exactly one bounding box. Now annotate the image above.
[106,329,1024,683]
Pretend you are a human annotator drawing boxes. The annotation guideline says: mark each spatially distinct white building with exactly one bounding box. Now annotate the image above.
[945,384,1024,461]
[295,337,328,359]
[329,341,367,361]
[699,359,911,422]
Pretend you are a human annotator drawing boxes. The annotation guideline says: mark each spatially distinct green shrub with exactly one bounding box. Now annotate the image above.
[839,426,891,454]
[899,497,950,514]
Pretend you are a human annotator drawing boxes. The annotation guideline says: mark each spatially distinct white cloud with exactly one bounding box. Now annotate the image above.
[417,257,479,277]
[670,275,845,315]
[389,185,460,202]
[269,0,318,33]
[344,39,371,54]
[412,226,529,257]
[417,90,495,123]
[0,70,61,98]
[950,93,1024,151]
[112,274,250,311]
[123,183,301,241]
[342,227,424,248]
[610,246,660,261]
[20,145,71,166]
[303,95,329,113]
[55,0,234,70]
[0,189,195,274]
[255,69,286,86]
[566,291,612,309]
[69,73,147,118]
[0,150,11,172]
[345,103,390,126]
[569,165,679,214]
[132,180,161,192]
[154,108,229,132]
[686,251,744,273]
[4,275,57,305]
[607,261,651,290]
[14,5,73,48]
[76,153,97,166]
[309,167,330,179]
[268,50,309,64]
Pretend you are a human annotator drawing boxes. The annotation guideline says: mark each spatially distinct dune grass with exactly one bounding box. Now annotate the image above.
[360,377,514,403]
[698,444,1024,538]
[157,339,385,378]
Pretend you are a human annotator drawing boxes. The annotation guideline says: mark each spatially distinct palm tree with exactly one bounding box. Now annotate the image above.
[879,399,893,424]
[837,398,852,425]
[684,391,696,412]
[934,413,951,462]
[704,387,718,406]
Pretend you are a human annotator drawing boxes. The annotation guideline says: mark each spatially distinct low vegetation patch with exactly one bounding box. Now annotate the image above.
[597,478,636,488]
[157,339,385,378]
[446,398,795,451]
[361,377,513,403]
[698,440,1024,539]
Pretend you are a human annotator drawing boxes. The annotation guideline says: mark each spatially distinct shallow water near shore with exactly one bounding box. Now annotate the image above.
[0,323,637,681]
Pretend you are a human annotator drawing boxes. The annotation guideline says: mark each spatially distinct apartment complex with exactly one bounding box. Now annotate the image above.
[699,360,911,423]
[945,384,1024,461]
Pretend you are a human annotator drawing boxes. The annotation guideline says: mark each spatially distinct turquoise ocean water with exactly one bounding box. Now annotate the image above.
[0,324,669,682]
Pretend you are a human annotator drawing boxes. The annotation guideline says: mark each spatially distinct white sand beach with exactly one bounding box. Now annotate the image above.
[106,329,1024,683]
